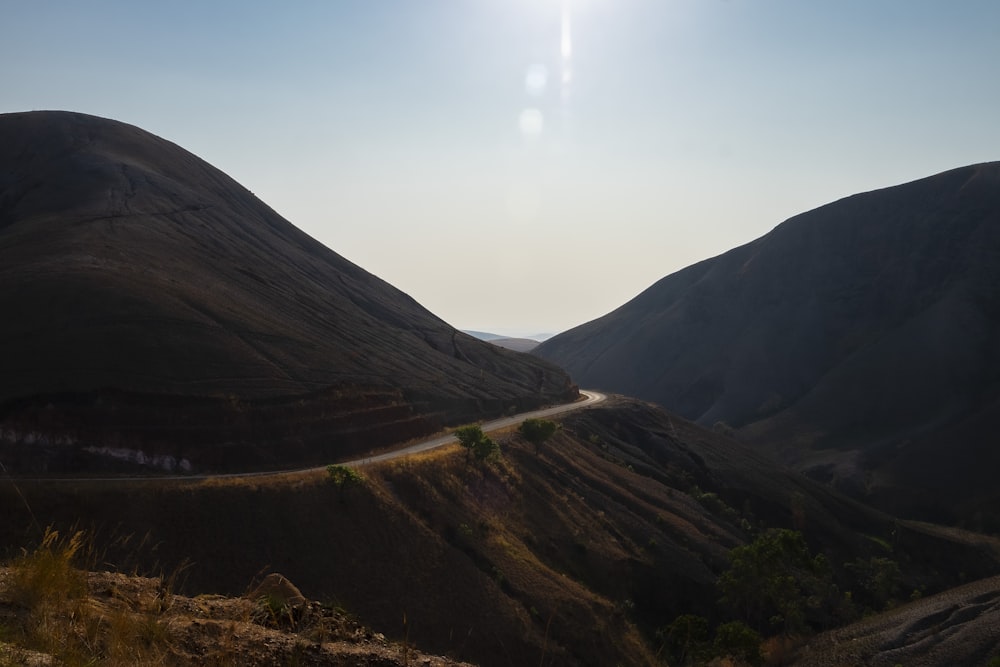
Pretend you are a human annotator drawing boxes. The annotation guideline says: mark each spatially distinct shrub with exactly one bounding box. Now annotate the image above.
[717,528,836,634]
[326,464,365,502]
[518,418,560,454]
[845,556,902,611]
[713,621,763,666]
[659,614,709,665]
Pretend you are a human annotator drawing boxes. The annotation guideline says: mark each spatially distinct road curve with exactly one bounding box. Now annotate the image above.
[341,389,606,467]
[12,390,606,483]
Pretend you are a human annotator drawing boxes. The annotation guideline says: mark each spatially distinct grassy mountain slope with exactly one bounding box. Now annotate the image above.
[0,111,575,473]
[2,400,995,666]
[535,163,1000,525]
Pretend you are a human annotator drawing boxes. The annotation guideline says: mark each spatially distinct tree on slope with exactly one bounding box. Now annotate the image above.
[518,417,560,454]
[454,424,500,463]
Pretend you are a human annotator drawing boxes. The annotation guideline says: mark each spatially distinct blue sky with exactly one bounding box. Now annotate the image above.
[4,1,1000,336]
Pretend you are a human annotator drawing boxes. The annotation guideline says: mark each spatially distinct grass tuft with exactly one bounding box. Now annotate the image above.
[9,527,88,610]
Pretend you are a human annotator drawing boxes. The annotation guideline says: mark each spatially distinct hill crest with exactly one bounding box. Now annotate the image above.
[0,110,575,472]
[535,162,1000,524]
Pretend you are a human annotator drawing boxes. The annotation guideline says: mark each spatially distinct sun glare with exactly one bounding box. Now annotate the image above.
[561,1,573,60]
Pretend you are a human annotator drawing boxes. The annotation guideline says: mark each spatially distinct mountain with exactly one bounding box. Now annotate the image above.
[0,111,575,473]
[464,330,542,353]
[462,330,506,341]
[485,337,539,353]
[535,163,1000,526]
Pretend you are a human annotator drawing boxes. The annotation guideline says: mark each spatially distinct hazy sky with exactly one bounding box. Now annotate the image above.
[4,1,1000,336]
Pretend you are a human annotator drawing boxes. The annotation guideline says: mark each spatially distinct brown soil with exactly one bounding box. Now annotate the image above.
[0,567,473,666]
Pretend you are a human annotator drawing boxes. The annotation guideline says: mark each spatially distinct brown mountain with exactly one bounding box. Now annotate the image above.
[534,163,1000,526]
[0,110,575,473]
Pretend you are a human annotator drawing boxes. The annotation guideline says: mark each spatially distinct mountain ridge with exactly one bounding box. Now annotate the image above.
[535,162,1000,525]
[0,110,575,473]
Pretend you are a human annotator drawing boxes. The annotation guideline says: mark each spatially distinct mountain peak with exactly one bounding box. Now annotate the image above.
[0,111,576,473]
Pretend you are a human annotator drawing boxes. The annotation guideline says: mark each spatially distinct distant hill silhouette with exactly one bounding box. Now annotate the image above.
[535,163,1000,527]
[0,111,575,472]
[463,331,540,352]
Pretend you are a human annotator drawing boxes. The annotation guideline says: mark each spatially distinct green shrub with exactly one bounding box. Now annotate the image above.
[518,418,560,454]
[713,621,762,666]
[717,528,836,634]
[659,614,709,665]
[326,464,365,501]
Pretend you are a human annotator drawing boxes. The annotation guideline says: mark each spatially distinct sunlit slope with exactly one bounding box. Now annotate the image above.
[0,111,575,471]
[3,399,997,666]
[536,163,1000,524]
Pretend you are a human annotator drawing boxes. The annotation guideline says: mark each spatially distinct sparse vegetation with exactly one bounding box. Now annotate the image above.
[845,556,902,611]
[0,528,468,666]
[712,620,763,666]
[453,424,500,463]
[2,400,998,666]
[1,528,174,666]
[659,613,709,665]
[326,464,365,501]
[518,417,560,454]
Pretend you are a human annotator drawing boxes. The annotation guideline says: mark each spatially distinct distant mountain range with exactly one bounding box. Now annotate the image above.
[535,163,1000,527]
[0,111,575,473]
[463,330,549,352]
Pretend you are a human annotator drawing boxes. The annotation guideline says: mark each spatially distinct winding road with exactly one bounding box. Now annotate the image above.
[341,389,605,467]
[12,390,606,483]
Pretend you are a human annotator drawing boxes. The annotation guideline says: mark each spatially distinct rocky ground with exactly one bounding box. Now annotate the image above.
[0,568,472,666]
[792,574,1000,666]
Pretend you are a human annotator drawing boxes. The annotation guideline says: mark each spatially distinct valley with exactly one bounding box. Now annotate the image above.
[1,110,999,666]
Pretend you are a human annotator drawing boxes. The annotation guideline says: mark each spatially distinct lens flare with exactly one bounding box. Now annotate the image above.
[560,0,573,106]
[561,1,572,60]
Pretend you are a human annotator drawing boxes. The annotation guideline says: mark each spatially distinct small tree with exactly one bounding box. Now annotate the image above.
[713,621,763,666]
[659,614,710,665]
[454,425,500,463]
[518,418,560,454]
[326,464,365,502]
[845,556,902,611]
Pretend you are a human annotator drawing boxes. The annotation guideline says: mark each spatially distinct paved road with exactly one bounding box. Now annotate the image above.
[12,390,605,483]
[341,389,605,467]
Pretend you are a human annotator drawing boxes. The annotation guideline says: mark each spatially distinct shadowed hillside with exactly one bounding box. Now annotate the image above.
[3,400,996,666]
[793,573,1000,666]
[535,163,1000,526]
[0,111,575,473]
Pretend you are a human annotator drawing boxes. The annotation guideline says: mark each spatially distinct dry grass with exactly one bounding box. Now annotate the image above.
[0,528,472,667]
[1,527,174,666]
[4,401,998,666]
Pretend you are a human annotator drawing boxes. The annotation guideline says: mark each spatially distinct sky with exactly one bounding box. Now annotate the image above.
[4,1,1000,337]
